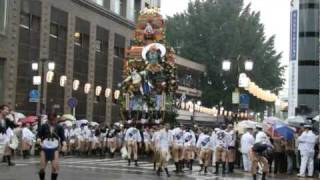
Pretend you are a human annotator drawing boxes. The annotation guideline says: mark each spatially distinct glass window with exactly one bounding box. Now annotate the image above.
[0,59,4,104]
[95,0,104,6]
[96,40,102,52]
[75,33,82,47]
[50,23,59,38]
[126,0,134,21]
[20,13,31,29]
[0,0,7,34]
[114,0,121,15]
[31,15,40,32]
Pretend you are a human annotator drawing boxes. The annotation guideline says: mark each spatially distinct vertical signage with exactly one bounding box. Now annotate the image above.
[290,10,297,61]
[288,1,299,117]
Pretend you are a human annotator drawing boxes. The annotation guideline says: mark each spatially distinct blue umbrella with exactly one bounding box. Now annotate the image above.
[272,123,295,140]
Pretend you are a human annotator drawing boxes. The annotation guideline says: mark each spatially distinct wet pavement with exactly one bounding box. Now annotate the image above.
[0,157,317,180]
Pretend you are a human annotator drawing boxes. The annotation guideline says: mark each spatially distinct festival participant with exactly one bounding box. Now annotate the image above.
[107,125,118,158]
[143,126,152,154]
[0,117,16,166]
[99,127,108,157]
[124,122,142,166]
[196,128,213,174]
[37,113,66,180]
[21,122,35,159]
[225,124,236,173]
[250,124,272,180]
[69,124,81,155]
[63,124,71,155]
[183,127,196,171]
[297,124,317,178]
[171,124,185,173]
[240,127,255,172]
[151,125,161,171]
[155,123,172,177]
[214,126,229,174]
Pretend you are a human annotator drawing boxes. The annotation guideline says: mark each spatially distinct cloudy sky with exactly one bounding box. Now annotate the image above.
[161,0,291,91]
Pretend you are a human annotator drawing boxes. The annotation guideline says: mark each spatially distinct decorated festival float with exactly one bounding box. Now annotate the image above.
[118,8,178,125]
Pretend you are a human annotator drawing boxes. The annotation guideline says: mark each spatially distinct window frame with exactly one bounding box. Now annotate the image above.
[0,0,7,35]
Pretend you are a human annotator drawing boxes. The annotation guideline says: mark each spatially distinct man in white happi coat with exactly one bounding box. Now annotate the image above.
[214,126,230,174]
[69,125,81,154]
[124,123,142,166]
[196,128,213,174]
[154,123,172,177]
[171,125,185,173]
[143,127,152,154]
[183,127,196,171]
[297,124,318,178]
[225,124,236,173]
[240,127,255,172]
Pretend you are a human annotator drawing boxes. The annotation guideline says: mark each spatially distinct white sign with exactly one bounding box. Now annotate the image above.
[232,91,240,104]
[288,1,299,117]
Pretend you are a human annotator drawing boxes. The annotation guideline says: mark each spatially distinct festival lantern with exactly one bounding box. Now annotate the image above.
[33,76,41,85]
[114,90,120,100]
[105,88,111,98]
[46,71,54,83]
[95,86,102,96]
[73,80,80,91]
[60,75,67,87]
[84,83,91,94]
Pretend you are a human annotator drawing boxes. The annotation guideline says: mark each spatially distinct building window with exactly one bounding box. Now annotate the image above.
[96,40,102,52]
[97,0,104,6]
[75,33,82,47]
[0,59,4,103]
[20,13,31,29]
[114,0,121,15]
[50,23,59,38]
[0,0,7,34]
[126,0,134,21]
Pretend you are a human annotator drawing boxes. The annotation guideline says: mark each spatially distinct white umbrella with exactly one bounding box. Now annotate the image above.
[63,120,73,127]
[13,112,26,122]
[287,116,305,124]
[236,120,257,134]
[313,115,320,122]
[76,119,88,127]
[90,121,99,127]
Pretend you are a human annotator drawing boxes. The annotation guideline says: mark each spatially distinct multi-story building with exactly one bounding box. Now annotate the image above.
[0,0,160,124]
[288,0,319,117]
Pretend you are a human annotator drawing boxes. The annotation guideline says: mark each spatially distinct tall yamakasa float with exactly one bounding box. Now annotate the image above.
[119,8,178,124]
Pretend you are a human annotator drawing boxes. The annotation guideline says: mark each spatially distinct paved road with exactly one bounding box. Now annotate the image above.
[0,157,314,180]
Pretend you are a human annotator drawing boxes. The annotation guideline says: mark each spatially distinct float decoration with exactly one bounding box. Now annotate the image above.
[119,8,177,123]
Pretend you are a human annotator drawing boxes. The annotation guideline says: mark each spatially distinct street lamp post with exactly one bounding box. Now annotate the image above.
[32,59,55,115]
[222,56,253,121]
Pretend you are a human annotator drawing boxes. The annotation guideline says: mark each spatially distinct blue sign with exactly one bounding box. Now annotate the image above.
[29,89,40,103]
[290,10,297,61]
[67,97,78,108]
[239,93,249,109]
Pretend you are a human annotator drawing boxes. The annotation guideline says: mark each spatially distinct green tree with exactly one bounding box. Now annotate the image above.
[165,0,285,112]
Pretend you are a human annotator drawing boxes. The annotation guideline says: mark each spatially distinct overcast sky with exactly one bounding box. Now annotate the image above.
[161,0,290,91]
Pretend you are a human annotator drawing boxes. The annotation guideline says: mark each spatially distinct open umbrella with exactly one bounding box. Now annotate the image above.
[313,115,320,122]
[62,114,76,121]
[272,123,295,140]
[62,120,73,127]
[76,119,88,127]
[14,112,26,122]
[90,121,99,127]
[287,116,305,124]
[20,116,38,124]
[235,120,257,134]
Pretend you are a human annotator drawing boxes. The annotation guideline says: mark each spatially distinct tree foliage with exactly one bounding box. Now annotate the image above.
[165,0,285,112]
